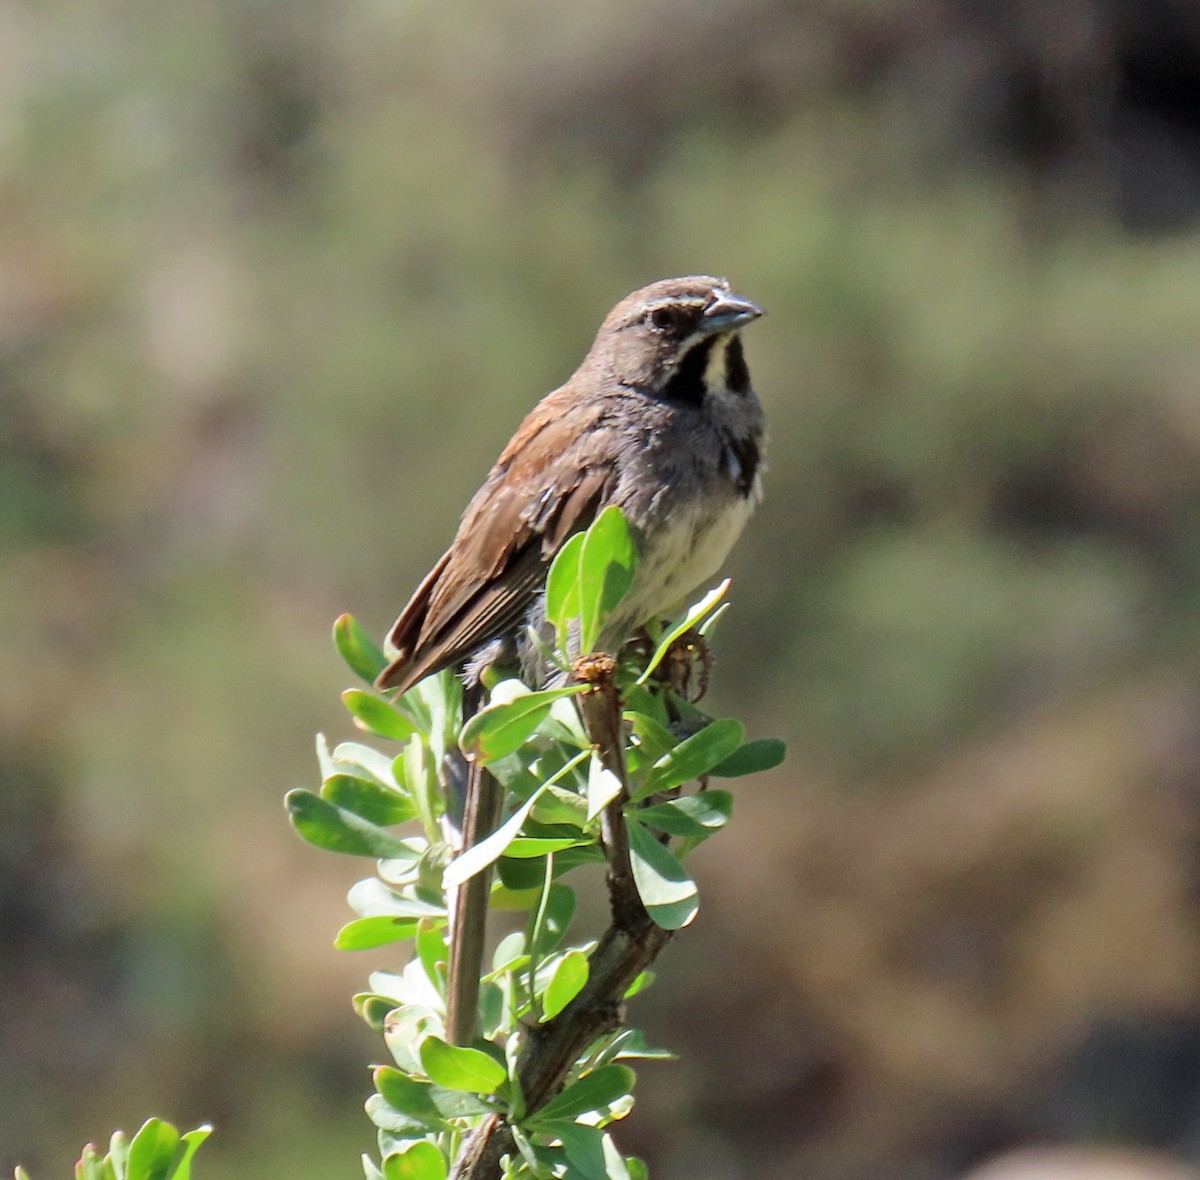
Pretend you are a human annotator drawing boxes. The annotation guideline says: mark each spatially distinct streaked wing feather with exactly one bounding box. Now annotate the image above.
[376,393,617,695]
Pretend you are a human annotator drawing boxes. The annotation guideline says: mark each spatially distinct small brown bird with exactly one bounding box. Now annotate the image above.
[377,275,765,1043]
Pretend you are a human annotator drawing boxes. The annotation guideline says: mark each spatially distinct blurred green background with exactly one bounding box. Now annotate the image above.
[7,1,1200,1176]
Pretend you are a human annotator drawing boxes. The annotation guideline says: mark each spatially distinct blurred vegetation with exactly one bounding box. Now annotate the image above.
[6,0,1200,1177]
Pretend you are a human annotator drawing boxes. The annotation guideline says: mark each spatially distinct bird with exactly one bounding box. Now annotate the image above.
[376,275,765,1044]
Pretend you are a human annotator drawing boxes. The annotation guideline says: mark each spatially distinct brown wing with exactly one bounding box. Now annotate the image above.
[375,390,617,694]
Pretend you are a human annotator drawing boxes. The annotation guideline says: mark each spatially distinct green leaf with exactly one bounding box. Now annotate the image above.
[541,883,576,951]
[496,845,604,890]
[625,712,677,765]
[336,916,421,950]
[76,1143,104,1180]
[108,1130,130,1178]
[169,1126,212,1180]
[504,837,587,858]
[382,1142,447,1180]
[545,532,587,649]
[443,751,590,887]
[530,1064,635,1125]
[637,580,731,684]
[631,719,745,801]
[373,1067,445,1128]
[460,685,585,764]
[626,819,699,929]
[353,992,397,1030]
[334,613,389,683]
[331,741,400,788]
[441,789,543,889]
[322,773,414,826]
[578,506,639,652]
[382,1006,434,1075]
[286,789,416,858]
[343,690,418,741]
[542,950,589,1020]
[607,1028,674,1061]
[490,930,528,975]
[347,879,446,919]
[600,1134,633,1180]
[538,1122,607,1180]
[709,737,787,777]
[125,1120,178,1180]
[586,753,623,820]
[416,919,447,995]
[635,791,732,840]
[365,1094,436,1138]
[412,669,462,767]
[531,785,589,827]
[623,970,655,999]
[418,1037,507,1094]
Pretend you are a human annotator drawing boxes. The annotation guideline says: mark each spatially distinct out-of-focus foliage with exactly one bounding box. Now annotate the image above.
[6,0,1200,1177]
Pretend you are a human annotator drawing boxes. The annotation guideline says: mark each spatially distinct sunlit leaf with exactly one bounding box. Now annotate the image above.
[416,919,447,995]
[334,613,389,684]
[505,836,588,858]
[125,1119,178,1180]
[347,879,446,919]
[539,1121,607,1180]
[286,789,415,858]
[322,773,414,826]
[578,506,639,652]
[634,791,732,840]
[626,819,699,929]
[336,916,421,950]
[418,1037,507,1094]
[586,752,623,820]
[382,1141,447,1180]
[542,950,589,1020]
[630,719,744,800]
[343,689,418,741]
[637,581,731,684]
[529,1064,635,1125]
[372,1067,445,1128]
[460,685,586,764]
[545,532,587,650]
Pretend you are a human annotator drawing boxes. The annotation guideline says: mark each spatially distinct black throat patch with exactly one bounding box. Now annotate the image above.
[660,337,716,406]
[724,336,750,395]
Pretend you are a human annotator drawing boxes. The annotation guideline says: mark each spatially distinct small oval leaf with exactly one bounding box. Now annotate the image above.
[383,1141,447,1180]
[460,685,585,763]
[334,613,389,683]
[632,719,745,800]
[634,791,732,839]
[343,690,418,741]
[542,950,590,1020]
[322,773,414,826]
[530,1064,635,1125]
[709,738,787,777]
[418,1037,507,1094]
[335,916,421,950]
[125,1119,179,1180]
[578,506,640,652]
[286,789,415,858]
[626,819,699,929]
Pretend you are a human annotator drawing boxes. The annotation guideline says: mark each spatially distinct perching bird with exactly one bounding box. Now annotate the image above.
[377,275,765,1043]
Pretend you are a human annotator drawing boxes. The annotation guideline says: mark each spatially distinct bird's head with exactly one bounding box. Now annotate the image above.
[589,275,763,404]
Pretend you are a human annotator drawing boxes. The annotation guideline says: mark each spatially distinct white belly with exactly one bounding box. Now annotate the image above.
[623,483,760,627]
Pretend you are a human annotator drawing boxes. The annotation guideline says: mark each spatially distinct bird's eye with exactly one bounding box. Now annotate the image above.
[649,307,681,332]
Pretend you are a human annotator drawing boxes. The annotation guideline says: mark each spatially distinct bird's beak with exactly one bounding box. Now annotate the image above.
[703,292,764,334]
